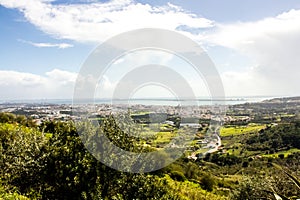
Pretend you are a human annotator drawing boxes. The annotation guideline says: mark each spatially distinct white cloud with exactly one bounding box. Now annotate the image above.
[1,0,300,97]
[30,42,73,49]
[0,0,213,43]
[0,69,120,100]
[207,9,300,51]
[205,9,300,96]
[0,69,77,100]
[46,69,77,83]
[19,39,73,49]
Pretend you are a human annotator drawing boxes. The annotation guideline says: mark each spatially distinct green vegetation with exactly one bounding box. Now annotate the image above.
[220,123,265,137]
[262,148,300,158]
[2,95,300,200]
[245,122,300,153]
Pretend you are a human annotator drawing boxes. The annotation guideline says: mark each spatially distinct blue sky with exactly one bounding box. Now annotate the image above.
[0,5,93,74]
[1,0,300,100]
[140,0,300,22]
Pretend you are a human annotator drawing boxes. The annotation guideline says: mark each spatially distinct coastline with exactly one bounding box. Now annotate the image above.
[0,96,276,106]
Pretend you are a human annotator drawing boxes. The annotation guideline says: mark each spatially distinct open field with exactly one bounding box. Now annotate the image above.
[220,124,266,137]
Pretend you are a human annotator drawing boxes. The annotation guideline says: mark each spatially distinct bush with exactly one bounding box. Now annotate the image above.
[0,123,48,195]
[201,174,215,191]
[169,171,186,182]
[242,161,249,168]
[278,154,285,159]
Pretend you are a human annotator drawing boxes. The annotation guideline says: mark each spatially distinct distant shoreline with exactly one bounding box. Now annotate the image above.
[0,96,277,106]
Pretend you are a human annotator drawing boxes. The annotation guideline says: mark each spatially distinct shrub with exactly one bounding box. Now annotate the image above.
[278,154,285,159]
[170,171,186,182]
[201,174,215,191]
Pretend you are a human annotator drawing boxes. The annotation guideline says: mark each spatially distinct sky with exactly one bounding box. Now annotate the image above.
[1,0,300,100]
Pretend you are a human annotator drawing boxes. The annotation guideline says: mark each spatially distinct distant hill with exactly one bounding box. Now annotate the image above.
[262,96,300,103]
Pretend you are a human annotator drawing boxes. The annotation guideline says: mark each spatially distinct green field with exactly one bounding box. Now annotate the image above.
[220,124,266,137]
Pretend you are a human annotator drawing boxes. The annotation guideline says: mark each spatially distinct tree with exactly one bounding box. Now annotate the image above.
[0,123,47,198]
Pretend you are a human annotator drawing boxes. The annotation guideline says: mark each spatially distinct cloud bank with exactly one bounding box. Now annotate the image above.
[0,69,77,100]
[208,9,300,96]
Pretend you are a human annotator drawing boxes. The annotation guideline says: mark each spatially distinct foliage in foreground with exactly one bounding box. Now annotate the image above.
[1,112,300,199]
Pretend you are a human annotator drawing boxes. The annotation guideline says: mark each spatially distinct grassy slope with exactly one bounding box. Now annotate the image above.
[220,124,266,137]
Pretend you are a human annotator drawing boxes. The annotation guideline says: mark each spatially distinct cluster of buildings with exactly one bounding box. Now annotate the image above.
[0,102,249,126]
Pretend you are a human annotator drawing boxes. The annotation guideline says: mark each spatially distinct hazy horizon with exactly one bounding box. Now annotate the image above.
[0,95,284,106]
